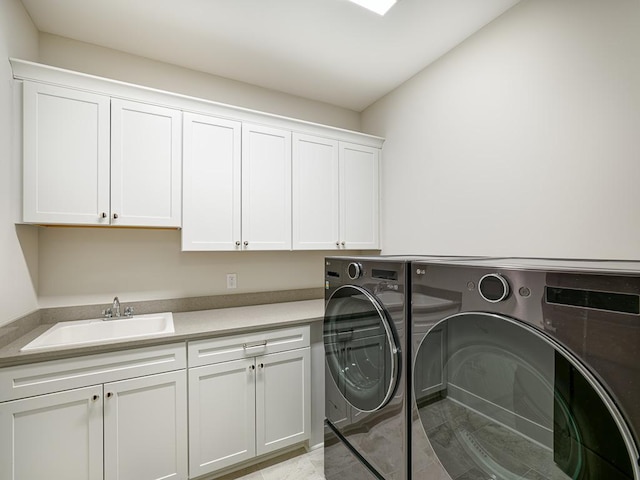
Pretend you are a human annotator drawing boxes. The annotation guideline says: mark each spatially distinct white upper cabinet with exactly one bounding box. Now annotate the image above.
[23,82,110,225]
[22,81,182,227]
[241,124,292,251]
[182,113,241,251]
[110,100,182,227]
[182,119,292,251]
[293,136,380,250]
[292,133,340,250]
[340,142,380,250]
[14,60,383,242]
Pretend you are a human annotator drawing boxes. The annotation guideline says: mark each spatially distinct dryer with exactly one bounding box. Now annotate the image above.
[324,256,410,480]
[411,258,640,480]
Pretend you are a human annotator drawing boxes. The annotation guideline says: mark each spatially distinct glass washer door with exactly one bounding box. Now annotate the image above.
[324,285,400,413]
[414,312,639,480]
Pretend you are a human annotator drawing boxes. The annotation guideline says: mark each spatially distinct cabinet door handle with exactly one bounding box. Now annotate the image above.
[113,213,119,219]
[243,340,267,350]
[243,241,249,247]
[235,241,241,247]
[258,363,264,369]
[101,212,107,219]
[341,241,345,246]
[91,394,100,401]
[248,365,255,371]
[106,392,114,398]
[335,241,340,247]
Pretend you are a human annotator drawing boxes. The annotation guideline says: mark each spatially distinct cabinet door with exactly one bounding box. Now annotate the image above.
[0,385,103,480]
[292,133,340,250]
[111,99,182,227]
[256,348,310,456]
[188,358,256,477]
[103,370,187,480]
[23,82,110,225]
[182,113,241,251]
[339,142,380,249]
[241,124,292,250]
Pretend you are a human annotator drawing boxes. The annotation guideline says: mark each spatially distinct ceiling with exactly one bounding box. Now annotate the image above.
[19,0,521,111]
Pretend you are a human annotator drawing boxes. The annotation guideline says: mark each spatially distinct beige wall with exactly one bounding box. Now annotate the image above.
[39,33,361,131]
[363,0,640,259]
[37,227,338,308]
[0,0,39,326]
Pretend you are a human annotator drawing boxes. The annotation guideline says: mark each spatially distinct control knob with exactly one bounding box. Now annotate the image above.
[478,273,510,303]
[347,262,363,280]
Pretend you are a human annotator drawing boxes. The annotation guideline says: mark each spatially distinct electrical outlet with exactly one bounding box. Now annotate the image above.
[226,273,237,289]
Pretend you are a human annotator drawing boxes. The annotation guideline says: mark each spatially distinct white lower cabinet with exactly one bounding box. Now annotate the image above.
[188,358,257,476]
[0,344,188,480]
[0,385,104,480]
[0,327,311,480]
[256,348,310,456]
[188,326,311,478]
[104,371,188,480]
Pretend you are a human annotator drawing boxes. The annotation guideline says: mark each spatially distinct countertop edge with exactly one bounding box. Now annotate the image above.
[0,299,325,369]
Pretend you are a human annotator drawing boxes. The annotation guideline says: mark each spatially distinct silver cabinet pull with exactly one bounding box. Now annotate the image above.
[341,241,345,246]
[92,394,100,401]
[258,363,264,369]
[106,392,113,398]
[235,241,241,247]
[243,340,267,350]
[113,213,119,219]
[248,364,255,371]
[243,241,249,247]
[335,241,340,246]
[101,212,107,219]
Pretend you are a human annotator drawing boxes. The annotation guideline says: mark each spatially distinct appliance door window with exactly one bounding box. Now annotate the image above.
[324,285,399,413]
[414,312,639,480]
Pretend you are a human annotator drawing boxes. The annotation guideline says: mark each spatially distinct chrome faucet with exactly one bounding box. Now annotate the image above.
[112,296,121,318]
[102,296,134,319]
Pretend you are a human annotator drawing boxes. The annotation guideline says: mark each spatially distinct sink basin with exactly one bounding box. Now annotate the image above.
[21,312,174,351]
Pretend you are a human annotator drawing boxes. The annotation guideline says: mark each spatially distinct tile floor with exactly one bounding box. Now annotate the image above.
[215,397,573,480]
[215,447,325,480]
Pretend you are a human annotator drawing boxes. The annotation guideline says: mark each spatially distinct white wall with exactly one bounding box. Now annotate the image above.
[0,0,40,326]
[362,0,640,259]
[31,34,365,308]
[39,33,361,131]
[37,228,335,308]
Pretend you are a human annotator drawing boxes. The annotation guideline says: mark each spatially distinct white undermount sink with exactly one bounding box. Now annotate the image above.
[20,312,175,352]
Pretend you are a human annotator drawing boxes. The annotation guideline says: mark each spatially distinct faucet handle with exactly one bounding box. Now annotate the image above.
[124,306,134,318]
[102,308,113,318]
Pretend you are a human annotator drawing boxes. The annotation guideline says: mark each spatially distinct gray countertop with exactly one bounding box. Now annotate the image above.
[0,299,325,368]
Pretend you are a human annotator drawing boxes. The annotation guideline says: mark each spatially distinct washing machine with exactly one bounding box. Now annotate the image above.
[411,257,640,480]
[324,256,412,480]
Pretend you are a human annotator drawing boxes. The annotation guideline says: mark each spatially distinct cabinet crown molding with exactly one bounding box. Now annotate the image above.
[10,58,384,148]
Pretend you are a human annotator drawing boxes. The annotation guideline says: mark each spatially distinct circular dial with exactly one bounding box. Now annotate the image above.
[347,262,363,280]
[478,273,510,303]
